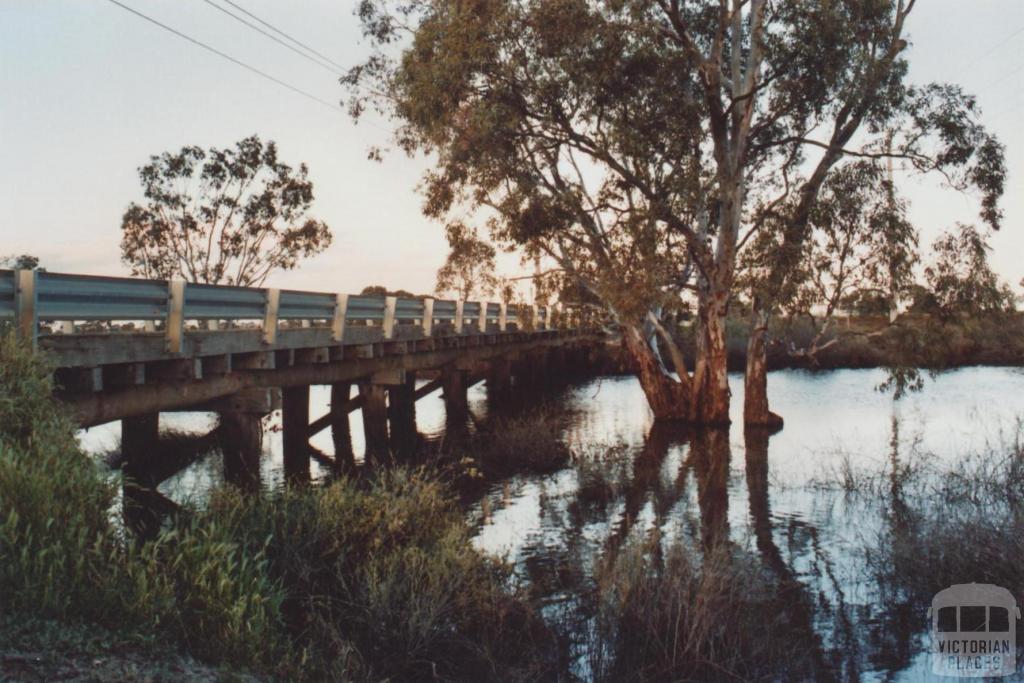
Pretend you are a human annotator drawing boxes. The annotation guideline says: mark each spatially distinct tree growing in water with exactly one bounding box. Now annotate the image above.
[343,0,1004,425]
[120,135,332,287]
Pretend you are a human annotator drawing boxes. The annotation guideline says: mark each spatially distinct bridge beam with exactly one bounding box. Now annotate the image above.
[64,333,601,428]
[281,385,310,484]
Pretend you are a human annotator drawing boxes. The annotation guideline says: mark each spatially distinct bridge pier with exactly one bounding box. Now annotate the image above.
[121,413,160,537]
[441,366,469,421]
[220,411,263,491]
[387,372,418,461]
[547,347,567,383]
[359,382,390,464]
[282,385,310,484]
[513,349,548,389]
[486,356,512,399]
[217,388,271,491]
[329,382,355,471]
[121,413,159,485]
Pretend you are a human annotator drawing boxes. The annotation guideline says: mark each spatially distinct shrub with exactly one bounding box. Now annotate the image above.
[0,333,560,681]
[0,335,117,620]
[200,471,559,680]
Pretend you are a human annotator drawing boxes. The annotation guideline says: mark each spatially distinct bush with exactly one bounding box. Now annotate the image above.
[0,333,559,681]
[0,335,117,620]
[199,471,558,680]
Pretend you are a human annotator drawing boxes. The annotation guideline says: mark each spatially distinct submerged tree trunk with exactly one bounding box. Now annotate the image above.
[623,325,690,420]
[744,308,784,430]
[743,308,784,429]
[690,294,732,426]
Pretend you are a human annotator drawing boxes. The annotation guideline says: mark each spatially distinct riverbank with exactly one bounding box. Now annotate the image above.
[590,312,1024,373]
[0,335,563,682]
[5,332,1024,681]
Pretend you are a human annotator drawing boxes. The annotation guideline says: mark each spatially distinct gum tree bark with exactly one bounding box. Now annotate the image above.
[623,325,690,420]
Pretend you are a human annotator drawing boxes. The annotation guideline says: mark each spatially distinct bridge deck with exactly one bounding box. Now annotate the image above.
[1,268,594,426]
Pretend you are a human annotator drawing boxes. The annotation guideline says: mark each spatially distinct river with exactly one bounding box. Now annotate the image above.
[78,366,1024,681]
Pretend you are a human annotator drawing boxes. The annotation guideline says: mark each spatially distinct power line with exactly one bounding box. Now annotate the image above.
[218,0,347,72]
[104,0,343,114]
[955,25,1024,81]
[200,0,343,76]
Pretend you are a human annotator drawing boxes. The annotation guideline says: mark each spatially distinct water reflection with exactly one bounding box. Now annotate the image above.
[77,366,1024,681]
[471,367,1024,681]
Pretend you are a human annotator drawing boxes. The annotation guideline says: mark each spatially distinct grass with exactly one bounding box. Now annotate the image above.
[798,424,1024,674]
[434,404,574,490]
[587,532,821,682]
[0,333,561,681]
[860,433,1024,608]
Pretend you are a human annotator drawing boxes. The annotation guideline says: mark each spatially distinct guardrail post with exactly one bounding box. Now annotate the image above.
[383,296,397,339]
[477,302,487,334]
[498,302,507,332]
[455,301,465,334]
[422,298,434,336]
[165,280,185,354]
[332,293,348,343]
[263,288,280,345]
[14,269,37,347]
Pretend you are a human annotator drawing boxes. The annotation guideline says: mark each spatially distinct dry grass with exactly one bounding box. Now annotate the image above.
[588,532,821,682]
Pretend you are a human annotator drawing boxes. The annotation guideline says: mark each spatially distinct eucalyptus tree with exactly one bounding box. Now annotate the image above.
[0,255,40,270]
[435,222,500,301]
[742,162,918,366]
[120,135,332,287]
[921,224,1014,319]
[736,2,1005,426]
[344,0,1004,425]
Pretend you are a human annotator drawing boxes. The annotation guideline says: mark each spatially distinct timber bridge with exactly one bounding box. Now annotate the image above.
[1,268,600,486]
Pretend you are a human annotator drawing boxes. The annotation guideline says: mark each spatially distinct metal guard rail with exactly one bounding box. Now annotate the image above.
[0,269,571,353]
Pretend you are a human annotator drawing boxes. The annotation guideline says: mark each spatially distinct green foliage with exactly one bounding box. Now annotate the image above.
[924,223,1015,318]
[438,408,573,485]
[120,135,332,287]
[344,0,1007,422]
[435,221,499,301]
[0,335,116,619]
[359,284,424,299]
[198,472,555,681]
[0,254,41,270]
[0,335,557,680]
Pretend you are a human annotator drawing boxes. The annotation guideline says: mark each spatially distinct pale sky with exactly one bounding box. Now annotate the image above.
[1,1,1021,296]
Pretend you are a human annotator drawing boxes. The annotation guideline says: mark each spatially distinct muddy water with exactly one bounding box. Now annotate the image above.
[78,366,1024,680]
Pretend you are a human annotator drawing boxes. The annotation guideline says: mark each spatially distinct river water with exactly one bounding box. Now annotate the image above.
[78,366,1024,681]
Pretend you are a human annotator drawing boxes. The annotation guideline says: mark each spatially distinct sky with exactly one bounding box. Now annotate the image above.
[0,0,1021,297]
